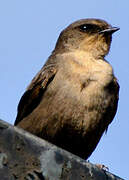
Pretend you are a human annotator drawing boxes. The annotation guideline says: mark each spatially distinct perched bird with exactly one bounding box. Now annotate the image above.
[14,19,119,160]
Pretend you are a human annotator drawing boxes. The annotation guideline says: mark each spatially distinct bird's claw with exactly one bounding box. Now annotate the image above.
[95,164,109,171]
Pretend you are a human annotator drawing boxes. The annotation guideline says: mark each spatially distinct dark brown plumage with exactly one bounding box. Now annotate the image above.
[14,19,119,159]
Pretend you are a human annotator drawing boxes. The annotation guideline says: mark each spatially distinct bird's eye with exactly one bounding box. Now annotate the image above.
[79,24,99,33]
[79,24,89,32]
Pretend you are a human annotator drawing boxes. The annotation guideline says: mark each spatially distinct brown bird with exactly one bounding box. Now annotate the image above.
[14,19,119,160]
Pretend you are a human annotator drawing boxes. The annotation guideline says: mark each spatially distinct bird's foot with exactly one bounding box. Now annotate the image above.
[95,164,109,171]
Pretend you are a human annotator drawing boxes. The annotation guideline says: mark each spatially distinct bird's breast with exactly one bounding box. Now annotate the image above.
[57,52,114,97]
[45,52,117,133]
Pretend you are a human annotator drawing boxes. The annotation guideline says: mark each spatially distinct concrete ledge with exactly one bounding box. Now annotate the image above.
[0,119,124,180]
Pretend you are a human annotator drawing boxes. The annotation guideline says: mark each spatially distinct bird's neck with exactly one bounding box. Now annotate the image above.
[62,50,106,63]
[78,35,111,59]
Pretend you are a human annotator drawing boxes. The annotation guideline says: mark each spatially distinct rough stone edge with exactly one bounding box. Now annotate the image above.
[0,119,124,180]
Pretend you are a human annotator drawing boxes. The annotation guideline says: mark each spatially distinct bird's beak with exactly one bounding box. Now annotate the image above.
[99,27,120,34]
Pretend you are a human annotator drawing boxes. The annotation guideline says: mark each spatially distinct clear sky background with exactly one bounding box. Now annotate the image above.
[0,1,128,179]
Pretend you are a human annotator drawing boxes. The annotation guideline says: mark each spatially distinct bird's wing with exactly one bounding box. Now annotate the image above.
[14,64,57,125]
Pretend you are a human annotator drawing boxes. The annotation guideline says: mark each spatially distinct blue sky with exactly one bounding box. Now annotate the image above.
[0,1,128,179]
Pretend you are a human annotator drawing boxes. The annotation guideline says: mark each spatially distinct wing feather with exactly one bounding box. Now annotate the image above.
[14,64,57,125]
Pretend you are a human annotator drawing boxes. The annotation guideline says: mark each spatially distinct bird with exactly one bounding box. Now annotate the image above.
[14,18,120,160]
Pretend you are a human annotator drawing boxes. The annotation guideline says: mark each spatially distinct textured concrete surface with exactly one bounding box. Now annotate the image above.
[0,119,124,180]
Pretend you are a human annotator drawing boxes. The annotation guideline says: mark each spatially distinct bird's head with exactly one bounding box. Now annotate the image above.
[54,19,119,58]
